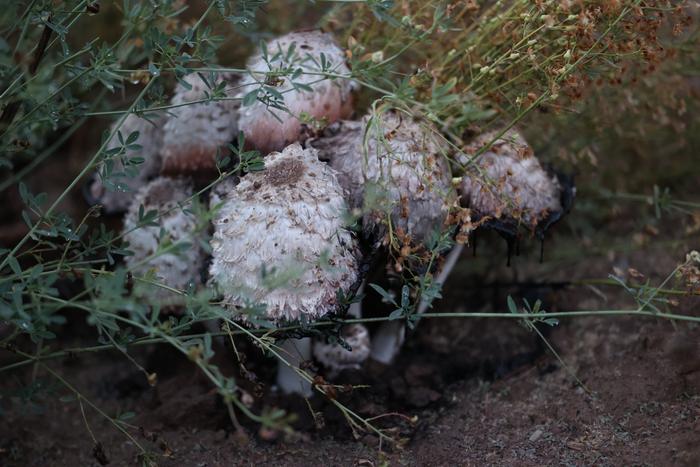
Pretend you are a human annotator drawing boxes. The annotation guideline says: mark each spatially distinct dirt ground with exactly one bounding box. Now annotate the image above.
[2,225,699,466]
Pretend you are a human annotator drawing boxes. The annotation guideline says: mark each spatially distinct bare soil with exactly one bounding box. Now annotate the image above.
[1,230,699,466]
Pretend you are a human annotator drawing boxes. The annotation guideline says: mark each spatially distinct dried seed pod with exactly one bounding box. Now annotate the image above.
[209,143,360,323]
[313,323,370,374]
[122,176,205,303]
[458,129,564,230]
[160,72,241,175]
[309,110,455,245]
[238,31,355,155]
[88,113,165,214]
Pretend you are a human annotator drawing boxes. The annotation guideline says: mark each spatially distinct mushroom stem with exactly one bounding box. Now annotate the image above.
[276,337,313,397]
[371,244,465,365]
[417,243,465,315]
[348,280,365,319]
[370,321,405,365]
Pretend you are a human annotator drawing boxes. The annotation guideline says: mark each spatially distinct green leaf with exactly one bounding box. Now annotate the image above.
[7,255,21,275]
[118,411,136,421]
[18,182,29,204]
[543,318,559,327]
[388,308,404,320]
[369,283,397,306]
[506,295,518,314]
[125,130,140,145]
[242,89,258,107]
[400,285,410,309]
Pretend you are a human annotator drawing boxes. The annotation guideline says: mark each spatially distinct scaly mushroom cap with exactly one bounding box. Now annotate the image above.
[160,72,241,175]
[310,111,455,245]
[313,323,371,373]
[310,119,365,209]
[238,31,355,155]
[209,143,360,323]
[89,113,165,214]
[122,176,205,301]
[458,129,562,228]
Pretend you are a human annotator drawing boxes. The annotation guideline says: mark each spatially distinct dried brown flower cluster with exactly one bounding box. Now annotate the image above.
[325,1,692,140]
[678,251,700,293]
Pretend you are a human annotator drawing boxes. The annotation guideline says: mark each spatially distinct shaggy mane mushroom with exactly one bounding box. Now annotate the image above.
[459,129,563,229]
[238,31,355,155]
[160,72,241,176]
[310,110,457,364]
[209,143,363,395]
[310,110,456,246]
[122,176,205,305]
[458,128,574,262]
[313,323,371,375]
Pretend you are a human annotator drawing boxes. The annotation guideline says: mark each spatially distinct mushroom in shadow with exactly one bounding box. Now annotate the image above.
[86,113,165,214]
[416,128,575,336]
[121,176,207,307]
[309,108,457,364]
[457,128,575,265]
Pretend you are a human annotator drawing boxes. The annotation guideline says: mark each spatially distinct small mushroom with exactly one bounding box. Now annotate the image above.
[160,72,241,175]
[413,129,574,347]
[237,31,355,155]
[88,113,165,214]
[209,143,362,395]
[310,110,456,246]
[459,129,564,230]
[310,110,456,364]
[122,176,205,305]
[313,323,371,375]
[458,128,574,262]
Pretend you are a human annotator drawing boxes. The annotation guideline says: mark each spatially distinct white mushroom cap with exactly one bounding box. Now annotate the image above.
[89,113,165,213]
[209,143,360,323]
[209,174,238,208]
[458,129,562,227]
[313,323,371,374]
[310,119,365,208]
[122,176,205,302]
[237,31,355,155]
[309,111,455,244]
[160,72,241,175]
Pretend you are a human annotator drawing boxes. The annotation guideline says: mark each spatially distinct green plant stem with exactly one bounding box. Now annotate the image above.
[2,307,699,373]
[0,91,101,192]
[0,79,156,273]
[41,364,148,455]
[601,191,700,210]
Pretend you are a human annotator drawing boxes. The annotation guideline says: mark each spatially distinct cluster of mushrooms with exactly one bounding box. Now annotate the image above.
[88,31,572,397]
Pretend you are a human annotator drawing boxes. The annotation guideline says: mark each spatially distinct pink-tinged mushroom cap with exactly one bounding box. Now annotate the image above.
[160,72,241,175]
[209,143,361,324]
[237,31,355,155]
